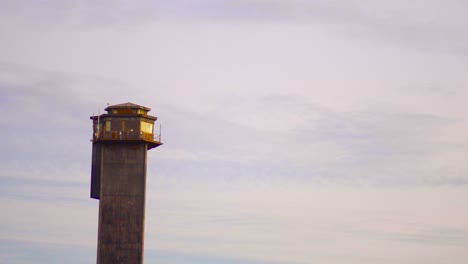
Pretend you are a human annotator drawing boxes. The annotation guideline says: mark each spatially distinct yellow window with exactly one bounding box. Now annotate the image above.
[140,121,153,134]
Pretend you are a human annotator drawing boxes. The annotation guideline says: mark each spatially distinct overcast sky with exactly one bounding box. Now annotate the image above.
[1,1,468,263]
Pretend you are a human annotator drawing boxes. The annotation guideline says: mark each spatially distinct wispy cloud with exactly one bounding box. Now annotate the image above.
[3,61,466,187]
[216,0,468,54]
[151,92,468,186]
[0,63,98,180]
[2,1,466,53]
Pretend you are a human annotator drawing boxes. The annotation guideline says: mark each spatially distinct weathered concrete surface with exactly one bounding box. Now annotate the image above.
[97,143,147,264]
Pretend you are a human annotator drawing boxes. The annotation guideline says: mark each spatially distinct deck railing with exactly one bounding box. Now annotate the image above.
[94,131,161,143]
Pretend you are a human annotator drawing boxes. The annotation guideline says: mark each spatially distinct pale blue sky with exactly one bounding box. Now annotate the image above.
[1,1,468,263]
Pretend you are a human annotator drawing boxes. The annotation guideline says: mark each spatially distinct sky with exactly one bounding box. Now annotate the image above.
[1,0,468,263]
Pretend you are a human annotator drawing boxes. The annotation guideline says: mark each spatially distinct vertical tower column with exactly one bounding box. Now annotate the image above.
[97,144,147,263]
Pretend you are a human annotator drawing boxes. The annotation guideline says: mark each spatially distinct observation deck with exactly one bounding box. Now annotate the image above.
[90,102,162,149]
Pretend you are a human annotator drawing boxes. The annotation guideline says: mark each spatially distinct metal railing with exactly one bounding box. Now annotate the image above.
[94,131,161,143]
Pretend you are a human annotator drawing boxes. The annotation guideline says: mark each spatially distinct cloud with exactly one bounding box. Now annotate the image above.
[2,60,467,190]
[3,0,467,53]
[0,239,94,264]
[143,184,468,264]
[155,91,468,186]
[0,62,127,183]
[0,0,162,30]
[216,0,468,54]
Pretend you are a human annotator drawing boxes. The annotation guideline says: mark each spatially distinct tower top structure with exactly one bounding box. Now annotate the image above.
[90,102,161,150]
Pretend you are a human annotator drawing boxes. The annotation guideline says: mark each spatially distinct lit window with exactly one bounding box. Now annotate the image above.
[140,121,153,133]
[105,121,111,131]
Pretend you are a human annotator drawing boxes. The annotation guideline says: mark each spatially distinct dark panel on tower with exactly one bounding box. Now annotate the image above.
[91,143,102,199]
[90,102,162,264]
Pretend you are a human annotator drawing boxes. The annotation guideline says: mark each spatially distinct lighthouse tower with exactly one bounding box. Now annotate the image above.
[90,102,161,264]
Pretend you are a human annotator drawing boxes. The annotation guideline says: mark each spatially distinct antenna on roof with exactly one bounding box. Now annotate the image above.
[97,109,100,139]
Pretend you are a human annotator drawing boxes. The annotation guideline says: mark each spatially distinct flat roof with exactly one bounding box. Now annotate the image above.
[104,102,151,112]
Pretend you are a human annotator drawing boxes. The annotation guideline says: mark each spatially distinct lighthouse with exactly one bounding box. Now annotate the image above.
[90,102,161,264]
